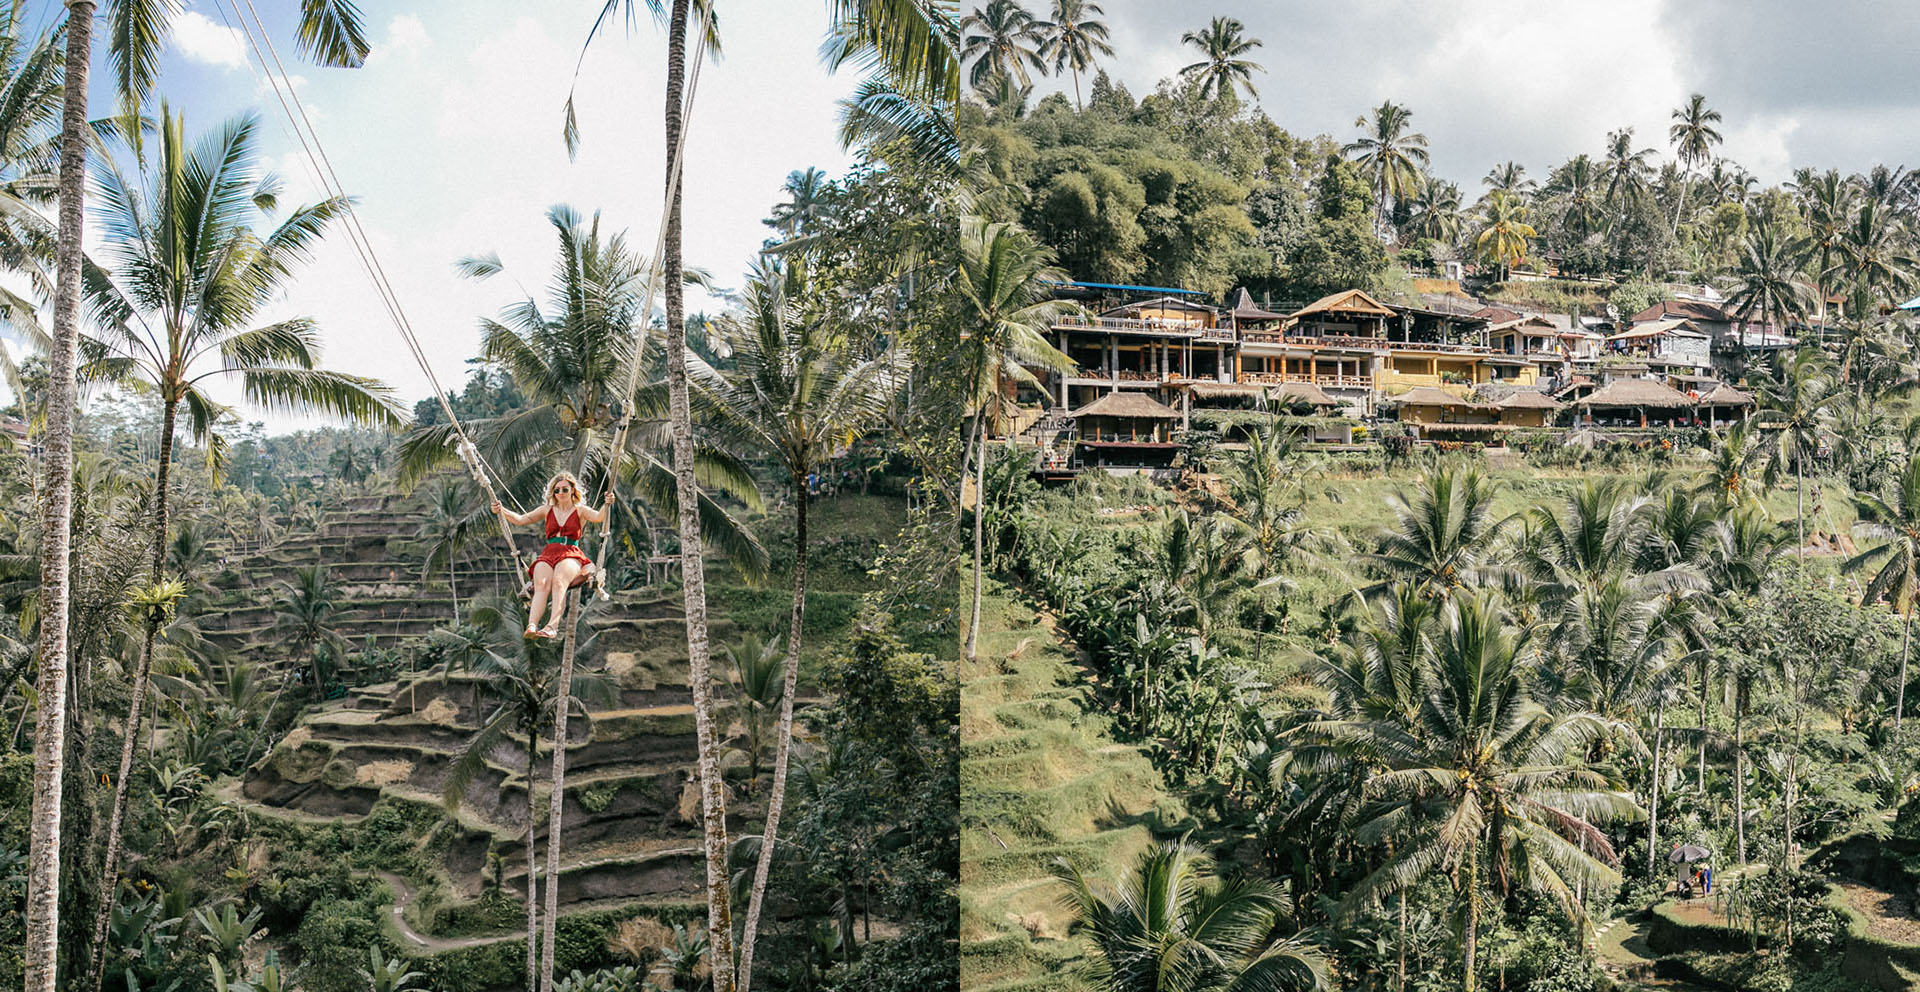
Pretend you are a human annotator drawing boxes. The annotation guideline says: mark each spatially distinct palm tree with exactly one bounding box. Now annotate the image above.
[1790,168,1851,339]
[1178,16,1264,102]
[1338,594,1639,992]
[699,260,897,981]
[273,564,345,695]
[1599,127,1655,229]
[419,479,480,625]
[1832,201,1917,313]
[1055,840,1327,992]
[1404,174,1464,247]
[765,167,833,239]
[81,109,400,979]
[1344,101,1430,238]
[1474,191,1535,281]
[1667,93,1723,228]
[1366,466,1507,597]
[1545,154,1604,240]
[658,3,735,985]
[1481,161,1535,197]
[1755,348,1838,549]
[1041,0,1111,109]
[957,217,1076,660]
[960,0,1049,91]
[1222,422,1320,665]
[1846,451,1920,733]
[1723,216,1810,354]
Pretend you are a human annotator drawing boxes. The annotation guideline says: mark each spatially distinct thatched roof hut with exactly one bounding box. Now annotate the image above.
[1069,392,1183,420]
[1577,379,1696,409]
[1697,383,1756,407]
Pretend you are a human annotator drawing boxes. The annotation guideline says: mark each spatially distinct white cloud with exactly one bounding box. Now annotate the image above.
[173,11,248,71]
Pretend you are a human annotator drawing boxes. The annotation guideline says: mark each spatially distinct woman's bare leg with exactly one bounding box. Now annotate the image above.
[546,560,584,632]
[528,562,556,631]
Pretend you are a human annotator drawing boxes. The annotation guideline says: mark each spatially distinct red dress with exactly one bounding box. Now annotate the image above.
[531,507,592,578]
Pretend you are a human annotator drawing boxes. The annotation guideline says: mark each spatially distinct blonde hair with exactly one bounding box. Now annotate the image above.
[544,471,585,506]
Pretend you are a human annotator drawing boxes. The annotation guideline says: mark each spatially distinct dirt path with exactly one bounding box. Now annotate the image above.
[376,872,520,953]
[1839,880,1920,943]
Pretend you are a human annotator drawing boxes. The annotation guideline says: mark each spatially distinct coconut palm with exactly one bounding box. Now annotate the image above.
[1054,839,1327,992]
[81,109,401,979]
[1473,191,1535,280]
[1222,422,1322,665]
[960,0,1048,91]
[1667,93,1723,228]
[1599,127,1655,228]
[418,479,481,625]
[1481,161,1535,198]
[1831,200,1917,313]
[698,259,898,981]
[1723,215,1810,354]
[1337,593,1639,992]
[1366,466,1508,597]
[957,217,1076,660]
[765,167,834,239]
[1344,101,1430,238]
[1041,0,1111,109]
[1544,153,1604,240]
[272,564,345,696]
[1405,174,1465,247]
[1845,451,1920,733]
[398,205,764,568]
[1789,167,1851,338]
[1754,348,1838,549]
[1178,16,1264,102]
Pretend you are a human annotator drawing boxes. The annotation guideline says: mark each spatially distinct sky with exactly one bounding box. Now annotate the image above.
[1058,0,1920,191]
[5,0,860,426]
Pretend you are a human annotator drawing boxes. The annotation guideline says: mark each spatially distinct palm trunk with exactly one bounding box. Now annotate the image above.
[1795,463,1805,550]
[526,732,540,992]
[737,477,807,991]
[1461,846,1478,992]
[88,397,179,991]
[965,413,988,661]
[1898,610,1912,734]
[1734,689,1747,864]
[662,3,735,987]
[449,558,460,626]
[239,671,296,774]
[25,9,91,988]
[539,588,582,992]
[1647,696,1665,875]
[1071,65,1082,110]
[1696,654,1709,794]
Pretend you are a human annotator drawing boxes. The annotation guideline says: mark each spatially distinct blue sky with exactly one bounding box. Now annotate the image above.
[13,0,860,423]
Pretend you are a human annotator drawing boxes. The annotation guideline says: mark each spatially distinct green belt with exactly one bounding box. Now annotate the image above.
[547,537,580,547]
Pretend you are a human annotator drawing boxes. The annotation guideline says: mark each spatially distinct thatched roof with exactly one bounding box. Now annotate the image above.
[1271,381,1335,407]
[1577,379,1696,409]
[1698,383,1756,407]
[1289,288,1396,319]
[1393,386,1495,411]
[1069,392,1183,420]
[1184,381,1268,399]
[1496,391,1563,410]
[1609,319,1707,342]
[1228,287,1287,321]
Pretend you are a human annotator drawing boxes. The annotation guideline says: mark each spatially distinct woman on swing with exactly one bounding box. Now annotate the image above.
[491,471,612,639]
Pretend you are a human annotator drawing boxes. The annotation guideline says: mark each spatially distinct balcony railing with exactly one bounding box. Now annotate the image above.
[1238,371,1370,388]
[1241,331,1494,355]
[1054,314,1208,336]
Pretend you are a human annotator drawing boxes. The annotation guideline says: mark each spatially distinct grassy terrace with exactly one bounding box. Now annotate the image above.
[960,588,1190,991]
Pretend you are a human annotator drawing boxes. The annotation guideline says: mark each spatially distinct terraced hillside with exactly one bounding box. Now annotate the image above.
[208,486,895,969]
[960,586,1190,991]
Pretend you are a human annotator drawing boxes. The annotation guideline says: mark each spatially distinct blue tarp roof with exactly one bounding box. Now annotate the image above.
[1899,294,1920,311]
[1046,280,1204,296]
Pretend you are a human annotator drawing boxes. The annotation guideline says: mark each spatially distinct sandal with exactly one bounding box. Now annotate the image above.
[537,624,561,640]
[524,626,540,639]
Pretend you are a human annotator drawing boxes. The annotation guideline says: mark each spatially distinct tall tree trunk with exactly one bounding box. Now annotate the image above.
[737,477,807,991]
[1461,847,1478,992]
[1795,462,1805,551]
[88,397,179,991]
[525,732,540,992]
[1647,696,1665,874]
[965,414,988,661]
[1734,690,1747,864]
[539,587,583,992]
[662,3,734,986]
[449,558,460,625]
[1898,610,1912,734]
[26,9,92,989]
[1696,654,1709,795]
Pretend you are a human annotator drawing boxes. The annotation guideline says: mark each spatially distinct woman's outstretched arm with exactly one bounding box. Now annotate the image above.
[492,500,545,527]
[578,491,614,525]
